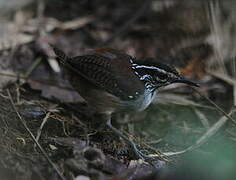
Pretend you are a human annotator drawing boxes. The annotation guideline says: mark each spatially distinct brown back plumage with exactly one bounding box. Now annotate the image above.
[51,46,144,101]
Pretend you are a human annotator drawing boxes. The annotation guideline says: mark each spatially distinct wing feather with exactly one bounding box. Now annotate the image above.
[53,46,144,100]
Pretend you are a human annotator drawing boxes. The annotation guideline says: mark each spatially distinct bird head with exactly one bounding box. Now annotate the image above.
[132,58,199,91]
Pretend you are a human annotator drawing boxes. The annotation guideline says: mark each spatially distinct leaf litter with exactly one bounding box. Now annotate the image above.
[1,1,236,180]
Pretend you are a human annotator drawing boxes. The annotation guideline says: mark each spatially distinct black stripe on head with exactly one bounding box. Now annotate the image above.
[132,57,183,90]
[132,57,199,88]
[133,57,179,76]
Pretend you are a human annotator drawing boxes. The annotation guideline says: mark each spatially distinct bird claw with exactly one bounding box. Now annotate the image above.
[129,141,153,161]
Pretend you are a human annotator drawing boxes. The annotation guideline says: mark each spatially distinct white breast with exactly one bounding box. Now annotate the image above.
[136,89,156,111]
[123,89,156,112]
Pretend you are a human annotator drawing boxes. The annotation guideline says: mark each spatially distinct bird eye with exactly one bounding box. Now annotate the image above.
[158,73,168,80]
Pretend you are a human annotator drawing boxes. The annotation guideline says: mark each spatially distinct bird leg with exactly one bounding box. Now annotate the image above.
[104,114,151,161]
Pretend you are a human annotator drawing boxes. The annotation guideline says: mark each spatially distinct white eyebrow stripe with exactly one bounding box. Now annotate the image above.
[129,57,134,63]
[133,64,179,79]
[133,64,167,74]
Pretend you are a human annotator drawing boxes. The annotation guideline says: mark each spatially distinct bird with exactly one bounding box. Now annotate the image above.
[51,46,199,160]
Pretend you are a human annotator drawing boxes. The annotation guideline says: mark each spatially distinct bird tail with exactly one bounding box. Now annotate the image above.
[50,44,82,76]
[50,44,69,64]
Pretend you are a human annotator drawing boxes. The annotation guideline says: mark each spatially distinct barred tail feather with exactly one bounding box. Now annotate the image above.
[49,44,82,76]
[50,44,69,64]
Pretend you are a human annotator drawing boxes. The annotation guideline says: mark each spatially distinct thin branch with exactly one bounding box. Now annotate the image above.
[24,57,43,79]
[193,108,210,129]
[160,111,233,157]
[7,89,66,180]
[192,87,236,124]
[35,112,51,148]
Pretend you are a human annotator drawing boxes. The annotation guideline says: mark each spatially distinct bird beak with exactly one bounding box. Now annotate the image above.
[173,76,200,87]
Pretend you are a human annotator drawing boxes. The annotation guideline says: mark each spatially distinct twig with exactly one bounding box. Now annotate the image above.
[122,130,169,161]
[35,112,51,148]
[208,70,236,106]
[16,83,21,104]
[208,70,236,86]
[7,89,66,180]
[160,111,233,157]
[142,140,169,162]
[150,86,236,158]
[193,108,210,129]
[24,57,43,79]
[191,87,236,124]
[146,139,162,145]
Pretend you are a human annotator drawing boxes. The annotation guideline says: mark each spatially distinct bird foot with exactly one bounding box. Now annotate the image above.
[128,139,154,161]
[106,119,154,161]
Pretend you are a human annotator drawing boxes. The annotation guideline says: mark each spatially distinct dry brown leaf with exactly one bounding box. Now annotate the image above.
[28,79,84,103]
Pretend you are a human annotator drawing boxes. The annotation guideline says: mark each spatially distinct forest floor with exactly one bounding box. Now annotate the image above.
[1,1,236,180]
